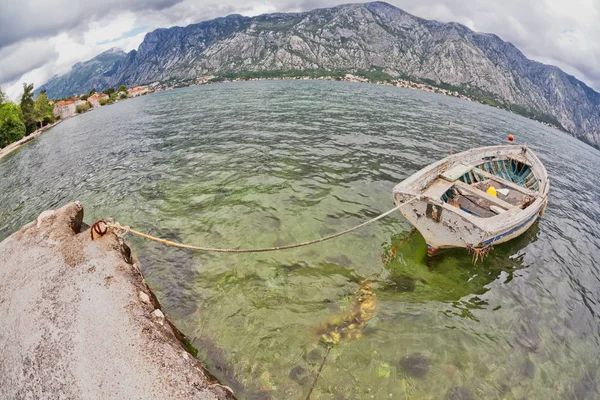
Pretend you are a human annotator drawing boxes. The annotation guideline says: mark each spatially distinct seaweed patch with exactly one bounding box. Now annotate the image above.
[316,281,377,345]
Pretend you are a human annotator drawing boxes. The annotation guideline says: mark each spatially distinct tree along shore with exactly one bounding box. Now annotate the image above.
[0,84,55,150]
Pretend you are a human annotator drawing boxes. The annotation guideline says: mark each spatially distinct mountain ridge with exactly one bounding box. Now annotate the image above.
[38,2,600,148]
[36,48,127,98]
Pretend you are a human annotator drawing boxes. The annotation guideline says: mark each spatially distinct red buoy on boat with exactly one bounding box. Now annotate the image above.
[508,134,515,142]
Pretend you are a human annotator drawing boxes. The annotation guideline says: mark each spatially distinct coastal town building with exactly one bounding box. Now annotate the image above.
[344,74,369,83]
[128,86,149,97]
[53,100,76,119]
[88,93,109,108]
[195,76,216,85]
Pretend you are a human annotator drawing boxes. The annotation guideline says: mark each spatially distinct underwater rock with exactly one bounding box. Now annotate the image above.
[513,308,541,353]
[249,391,272,400]
[303,348,323,365]
[138,228,199,319]
[446,386,473,400]
[263,215,281,230]
[573,372,598,400]
[520,358,535,379]
[326,255,352,267]
[498,383,511,397]
[195,336,245,394]
[288,366,309,385]
[384,274,416,292]
[566,302,595,337]
[317,281,377,345]
[280,261,309,273]
[399,353,429,378]
[148,190,163,200]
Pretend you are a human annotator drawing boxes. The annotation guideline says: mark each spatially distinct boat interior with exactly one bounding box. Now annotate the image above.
[425,157,539,218]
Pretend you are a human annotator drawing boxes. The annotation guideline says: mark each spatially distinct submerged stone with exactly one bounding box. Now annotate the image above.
[262,215,281,230]
[288,365,309,385]
[521,358,535,379]
[303,348,323,364]
[138,227,199,319]
[280,261,309,272]
[513,308,541,353]
[386,274,416,292]
[326,254,352,267]
[316,281,376,345]
[399,353,429,378]
[447,386,473,400]
[249,390,272,400]
[574,372,598,400]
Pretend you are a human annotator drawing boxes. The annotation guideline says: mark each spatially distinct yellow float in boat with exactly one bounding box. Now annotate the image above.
[486,186,497,197]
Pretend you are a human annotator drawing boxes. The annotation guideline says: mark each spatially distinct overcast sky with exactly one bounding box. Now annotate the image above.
[1,0,598,100]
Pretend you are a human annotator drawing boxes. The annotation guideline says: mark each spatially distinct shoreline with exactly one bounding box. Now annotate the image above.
[155,74,566,134]
[0,202,235,399]
[0,120,62,161]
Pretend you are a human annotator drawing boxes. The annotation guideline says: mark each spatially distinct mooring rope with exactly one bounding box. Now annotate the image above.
[90,197,416,253]
[305,345,332,400]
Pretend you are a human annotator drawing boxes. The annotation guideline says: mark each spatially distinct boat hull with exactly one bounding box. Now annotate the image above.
[398,197,547,255]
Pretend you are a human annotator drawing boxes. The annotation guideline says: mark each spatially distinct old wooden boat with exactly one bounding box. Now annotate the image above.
[393,145,549,257]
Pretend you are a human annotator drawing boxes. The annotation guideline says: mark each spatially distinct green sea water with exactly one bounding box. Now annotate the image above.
[1,81,600,399]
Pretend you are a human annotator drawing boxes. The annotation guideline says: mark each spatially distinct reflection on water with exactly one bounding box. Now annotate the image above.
[1,81,600,399]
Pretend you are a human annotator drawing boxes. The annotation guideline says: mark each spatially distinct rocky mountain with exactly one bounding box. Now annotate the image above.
[36,48,126,99]
[40,2,600,148]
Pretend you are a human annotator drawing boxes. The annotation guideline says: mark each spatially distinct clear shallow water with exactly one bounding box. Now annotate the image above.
[1,81,600,399]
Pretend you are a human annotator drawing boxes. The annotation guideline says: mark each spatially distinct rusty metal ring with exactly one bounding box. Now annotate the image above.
[90,220,108,240]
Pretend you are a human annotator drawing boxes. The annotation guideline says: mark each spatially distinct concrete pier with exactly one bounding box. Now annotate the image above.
[0,202,233,400]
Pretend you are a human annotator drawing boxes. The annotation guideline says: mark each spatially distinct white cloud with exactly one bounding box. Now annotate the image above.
[84,13,139,45]
[1,19,148,100]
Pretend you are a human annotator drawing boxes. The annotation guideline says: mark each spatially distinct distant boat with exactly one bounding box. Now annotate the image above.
[393,145,549,257]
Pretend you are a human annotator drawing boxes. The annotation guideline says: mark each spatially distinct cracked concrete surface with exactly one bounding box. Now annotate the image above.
[0,202,234,400]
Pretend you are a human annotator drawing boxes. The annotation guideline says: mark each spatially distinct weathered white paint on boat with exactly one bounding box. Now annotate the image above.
[393,145,549,256]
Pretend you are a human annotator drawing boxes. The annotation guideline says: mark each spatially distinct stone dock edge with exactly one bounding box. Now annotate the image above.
[0,202,235,399]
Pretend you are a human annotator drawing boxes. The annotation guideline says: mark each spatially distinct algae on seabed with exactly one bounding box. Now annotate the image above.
[316,280,377,345]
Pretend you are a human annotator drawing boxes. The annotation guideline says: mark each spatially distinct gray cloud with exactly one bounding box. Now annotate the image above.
[0,40,58,84]
[0,0,185,48]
